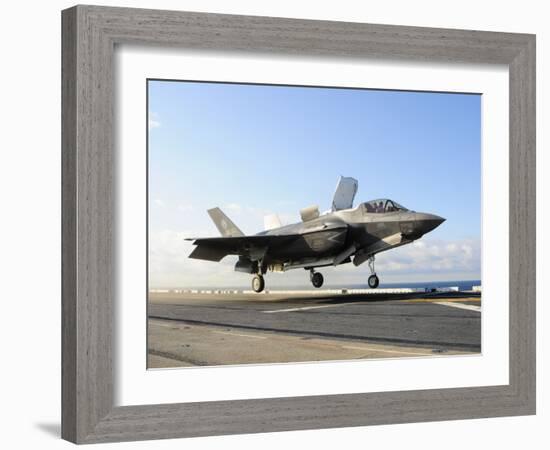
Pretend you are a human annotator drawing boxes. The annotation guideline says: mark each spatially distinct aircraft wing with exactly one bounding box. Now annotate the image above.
[185,234,300,262]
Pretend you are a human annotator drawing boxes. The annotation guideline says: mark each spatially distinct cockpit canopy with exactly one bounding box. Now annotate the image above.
[362,199,408,213]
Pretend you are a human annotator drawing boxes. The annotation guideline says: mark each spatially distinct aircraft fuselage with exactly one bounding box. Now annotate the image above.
[254,205,444,272]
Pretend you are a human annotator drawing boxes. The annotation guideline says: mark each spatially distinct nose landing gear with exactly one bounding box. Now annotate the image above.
[367,256,379,289]
[368,274,379,289]
[310,269,324,288]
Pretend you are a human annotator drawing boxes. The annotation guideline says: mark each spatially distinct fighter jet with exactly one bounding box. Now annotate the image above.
[186,177,445,292]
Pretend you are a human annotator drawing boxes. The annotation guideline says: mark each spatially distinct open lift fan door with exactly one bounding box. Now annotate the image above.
[332,176,358,211]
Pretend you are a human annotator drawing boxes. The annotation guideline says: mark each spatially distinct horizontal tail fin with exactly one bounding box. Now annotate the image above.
[188,245,228,262]
[207,207,244,237]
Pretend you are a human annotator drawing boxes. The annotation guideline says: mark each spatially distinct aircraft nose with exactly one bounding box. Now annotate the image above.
[414,213,446,235]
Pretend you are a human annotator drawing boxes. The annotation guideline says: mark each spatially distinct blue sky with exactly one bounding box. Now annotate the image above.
[148,80,481,288]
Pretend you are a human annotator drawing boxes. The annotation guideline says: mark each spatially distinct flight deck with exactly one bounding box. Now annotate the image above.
[147,288,481,368]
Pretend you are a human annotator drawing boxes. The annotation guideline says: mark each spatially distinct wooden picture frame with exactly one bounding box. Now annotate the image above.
[61,5,536,444]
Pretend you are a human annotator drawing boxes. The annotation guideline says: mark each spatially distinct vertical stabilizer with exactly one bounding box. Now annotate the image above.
[264,214,282,231]
[207,207,244,237]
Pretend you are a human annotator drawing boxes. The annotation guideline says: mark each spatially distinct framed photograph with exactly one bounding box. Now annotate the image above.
[146,79,481,371]
[61,5,536,444]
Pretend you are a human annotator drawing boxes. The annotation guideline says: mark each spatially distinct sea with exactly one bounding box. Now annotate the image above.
[374,279,481,291]
[291,279,481,291]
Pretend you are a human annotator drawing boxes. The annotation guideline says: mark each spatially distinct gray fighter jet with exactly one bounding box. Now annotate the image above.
[186,177,445,292]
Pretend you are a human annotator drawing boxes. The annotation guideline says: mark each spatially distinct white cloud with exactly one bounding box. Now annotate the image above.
[148,228,480,289]
[177,204,194,212]
[148,112,161,130]
[375,238,480,276]
[149,229,237,288]
[223,203,243,213]
[153,198,165,207]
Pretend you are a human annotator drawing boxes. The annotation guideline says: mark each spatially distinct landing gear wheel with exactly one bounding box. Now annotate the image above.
[368,274,379,289]
[311,272,324,288]
[252,274,265,293]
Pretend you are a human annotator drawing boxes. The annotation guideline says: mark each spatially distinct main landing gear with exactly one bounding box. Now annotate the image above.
[310,269,324,288]
[251,274,265,293]
[367,256,380,289]
[251,260,267,293]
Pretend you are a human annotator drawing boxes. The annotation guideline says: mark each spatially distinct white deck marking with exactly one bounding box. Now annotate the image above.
[341,345,433,356]
[213,330,267,340]
[263,302,357,313]
[434,301,481,312]
[152,321,182,329]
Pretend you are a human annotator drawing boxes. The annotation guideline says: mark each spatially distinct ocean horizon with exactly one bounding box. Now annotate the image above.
[151,279,482,292]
